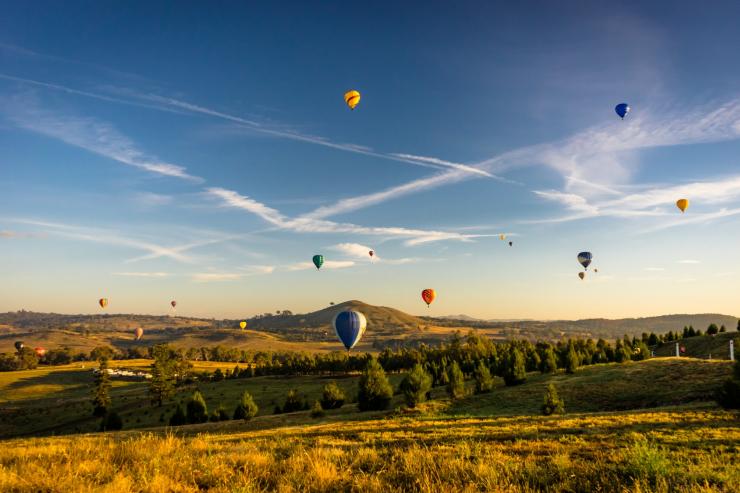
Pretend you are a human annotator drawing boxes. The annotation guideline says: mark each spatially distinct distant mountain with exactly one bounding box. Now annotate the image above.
[437,314,483,322]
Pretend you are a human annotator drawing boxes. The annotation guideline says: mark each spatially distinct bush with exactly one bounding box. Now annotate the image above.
[169,404,186,426]
[358,358,394,411]
[717,361,740,409]
[310,400,325,418]
[541,383,564,416]
[707,324,719,336]
[210,405,229,422]
[446,361,466,399]
[320,381,346,410]
[473,361,494,394]
[212,368,224,381]
[400,363,433,407]
[186,391,208,423]
[100,411,123,431]
[233,391,259,420]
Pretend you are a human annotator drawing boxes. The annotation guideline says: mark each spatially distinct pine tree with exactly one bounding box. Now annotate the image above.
[503,347,527,386]
[320,381,346,410]
[149,345,176,407]
[564,343,579,374]
[92,358,112,417]
[541,383,565,416]
[233,391,259,420]
[186,390,208,423]
[539,346,558,374]
[473,361,494,394]
[169,404,186,426]
[282,389,305,413]
[400,363,433,407]
[707,324,719,336]
[357,358,394,411]
[720,325,727,333]
[446,361,467,398]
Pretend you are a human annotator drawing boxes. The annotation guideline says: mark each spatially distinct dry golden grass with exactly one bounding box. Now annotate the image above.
[0,406,737,492]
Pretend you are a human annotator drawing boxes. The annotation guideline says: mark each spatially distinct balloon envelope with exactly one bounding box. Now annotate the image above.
[499,234,506,241]
[14,341,24,351]
[676,198,689,212]
[615,103,630,119]
[333,310,367,350]
[577,252,593,270]
[369,250,374,257]
[239,321,247,330]
[578,272,585,280]
[134,328,144,340]
[508,241,513,247]
[344,90,361,110]
[171,300,177,308]
[99,298,108,309]
[421,288,436,306]
[34,347,46,357]
[312,254,324,270]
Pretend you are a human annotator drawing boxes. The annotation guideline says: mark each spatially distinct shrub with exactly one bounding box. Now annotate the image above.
[320,381,345,410]
[212,368,224,381]
[310,400,325,418]
[358,358,394,411]
[186,391,208,423]
[473,361,494,394]
[400,363,433,407]
[707,324,719,336]
[503,347,527,386]
[233,391,259,420]
[446,361,466,399]
[539,347,558,374]
[541,383,564,415]
[564,343,579,374]
[100,411,123,431]
[282,389,306,413]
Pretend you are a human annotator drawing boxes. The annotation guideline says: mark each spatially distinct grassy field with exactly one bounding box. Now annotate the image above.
[0,405,737,492]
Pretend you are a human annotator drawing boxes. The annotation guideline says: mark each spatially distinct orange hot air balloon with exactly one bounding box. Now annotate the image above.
[34,347,46,357]
[134,327,144,340]
[99,298,108,309]
[676,198,689,213]
[421,288,436,307]
[578,272,585,280]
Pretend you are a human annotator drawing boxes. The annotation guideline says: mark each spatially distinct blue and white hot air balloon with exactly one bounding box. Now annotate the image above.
[615,103,630,119]
[333,310,367,351]
[577,251,593,270]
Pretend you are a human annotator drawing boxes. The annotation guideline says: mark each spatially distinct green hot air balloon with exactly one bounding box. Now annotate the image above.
[312,254,324,270]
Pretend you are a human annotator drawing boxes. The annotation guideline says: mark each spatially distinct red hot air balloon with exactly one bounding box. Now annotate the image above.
[34,347,46,357]
[99,298,108,309]
[369,250,374,258]
[421,289,436,307]
[171,300,177,308]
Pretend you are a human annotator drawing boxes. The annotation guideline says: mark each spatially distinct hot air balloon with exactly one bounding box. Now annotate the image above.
[369,250,374,258]
[578,272,585,280]
[171,300,177,308]
[594,268,599,273]
[34,347,46,357]
[577,252,593,270]
[99,298,108,309]
[134,327,144,340]
[680,345,686,354]
[313,255,324,270]
[676,199,689,213]
[333,310,367,351]
[421,288,436,307]
[329,302,335,306]
[615,103,630,119]
[344,90,361,110]
[499,234,506,241]
[14,341,24,352]
[239,321,247,330]
[508,241,513,247]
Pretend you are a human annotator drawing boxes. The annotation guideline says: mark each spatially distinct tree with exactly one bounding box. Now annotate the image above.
[149,345,176,407]
[16,347,38,370]
[717,361,740,409]
[707,324,719,336]
[614,340,631,363]
[310,400,325,418]
[539,346,558,374]
[473,361,494,394]
[282,389,307,413]
[541,384,564,416]
[737,320,740,332]
[100,411,123,431]
[92,358,112,417]
[169,404,187,426]
[632,341,650,361]
[186,390,208,423]
[503,347,527,386]
[357,358,394,411]
[90,346,116,362]
[210,405,229,422]
[212,368,224,381]
[320,381,346,410]
[446,361,466,399]
[233,391,259,420]
[648,333,659,346]
[564,343,579,374]
[720,325,727,333]
[400,363,433,407]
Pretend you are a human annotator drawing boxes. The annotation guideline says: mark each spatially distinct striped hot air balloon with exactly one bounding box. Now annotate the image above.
[344,90,361,110]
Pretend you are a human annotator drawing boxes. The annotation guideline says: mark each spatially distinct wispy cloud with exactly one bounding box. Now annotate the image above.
[391,154,494,178]
[133,192,173,207]
[644,267,665,272]
[113,272,170,278]
[0,230,43,239]
[2,95,201,181]
[206,187,494,246]
[286,260,355,271]
[330,242,375,260]
[191,272,243,282]
[677,259,700,264]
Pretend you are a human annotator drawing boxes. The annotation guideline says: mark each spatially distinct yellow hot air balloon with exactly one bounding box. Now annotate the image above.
[499,234,506,241]
[239,321,247,330]
[676,198,689,213]
[344,90,361,110]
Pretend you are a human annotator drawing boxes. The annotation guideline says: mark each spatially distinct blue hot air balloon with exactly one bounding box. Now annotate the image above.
[577,252,593,270]
[615,103,630,119]
[333,310,367,351]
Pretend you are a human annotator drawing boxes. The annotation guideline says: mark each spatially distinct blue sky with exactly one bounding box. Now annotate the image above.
[2,1,740,319]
